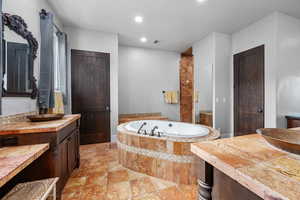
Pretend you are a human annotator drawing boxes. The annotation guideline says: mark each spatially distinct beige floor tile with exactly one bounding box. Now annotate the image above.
[106,181,132,200]
[158,186,185,200]
[130,177,157,197]
[108,161,124,172]
[132,192,162,200]
[150,176,176,191]
[127,169,147,181]
[108,169,129,184]
[62,143,197,200]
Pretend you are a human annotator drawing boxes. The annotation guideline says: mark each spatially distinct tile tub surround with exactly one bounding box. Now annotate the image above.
[0,144,49,187]
[62,142,197,200]
[117,123,220,185]
[180,55,194,123]
[191,134,300,200]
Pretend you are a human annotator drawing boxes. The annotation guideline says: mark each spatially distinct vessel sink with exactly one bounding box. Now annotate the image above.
[257,128,300,155]
[27,114,65,122]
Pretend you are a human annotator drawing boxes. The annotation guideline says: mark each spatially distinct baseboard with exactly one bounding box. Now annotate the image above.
[221,132,233,138]
[111,134,117,142]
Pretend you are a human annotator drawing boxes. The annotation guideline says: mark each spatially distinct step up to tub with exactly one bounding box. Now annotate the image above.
[2,178,59,200]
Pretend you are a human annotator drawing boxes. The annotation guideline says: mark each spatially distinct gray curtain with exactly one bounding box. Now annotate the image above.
[57,32,68,105]
[39,10,55,109]
[0,0,2,115]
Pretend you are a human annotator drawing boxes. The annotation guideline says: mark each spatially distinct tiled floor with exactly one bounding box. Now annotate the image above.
[62,143,197,200]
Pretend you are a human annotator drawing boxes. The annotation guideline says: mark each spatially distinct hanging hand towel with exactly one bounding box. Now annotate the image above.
[171,91,179,104]
[164,91,178,104]
[50,91,65,114]
[164,91,173,104]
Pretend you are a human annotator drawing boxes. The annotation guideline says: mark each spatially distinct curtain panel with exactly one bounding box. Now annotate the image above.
[0,0,3,114]
[39,10,55,110]
[57,32,68,105]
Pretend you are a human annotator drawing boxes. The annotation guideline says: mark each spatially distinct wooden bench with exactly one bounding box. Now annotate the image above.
[2,178,59,200]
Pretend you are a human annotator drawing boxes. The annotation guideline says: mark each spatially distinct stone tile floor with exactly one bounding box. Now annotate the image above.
[62,143,197,200]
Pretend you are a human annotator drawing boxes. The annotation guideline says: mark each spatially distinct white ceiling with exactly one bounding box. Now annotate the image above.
[48,0,300,52]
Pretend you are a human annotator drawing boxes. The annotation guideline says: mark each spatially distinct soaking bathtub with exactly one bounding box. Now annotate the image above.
[117,120,220,185]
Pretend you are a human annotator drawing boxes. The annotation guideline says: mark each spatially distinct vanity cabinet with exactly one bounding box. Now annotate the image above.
[60,129,80,185]
[286,115,300,128]
[199,111,213,127]
[56,128,80,193]
[0,115,80,199]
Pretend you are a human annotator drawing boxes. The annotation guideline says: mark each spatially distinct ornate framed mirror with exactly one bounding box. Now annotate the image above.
[2,13,38,99]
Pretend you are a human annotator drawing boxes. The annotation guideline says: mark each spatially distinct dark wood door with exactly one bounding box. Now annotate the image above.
[234,45,265,136]
[71,49,110,144]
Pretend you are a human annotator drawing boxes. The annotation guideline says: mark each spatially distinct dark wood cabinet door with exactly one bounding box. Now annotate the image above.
[59,138,69,192]
[234,45,265,136]
[71,49,111,144]
[67,132,77,173]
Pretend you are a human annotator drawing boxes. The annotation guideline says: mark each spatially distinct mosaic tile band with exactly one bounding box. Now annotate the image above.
[117,140,194,163]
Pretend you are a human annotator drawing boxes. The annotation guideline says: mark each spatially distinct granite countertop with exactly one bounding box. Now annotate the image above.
[0,114,80,135]
[0,144,49,187]
[191,134,300,200]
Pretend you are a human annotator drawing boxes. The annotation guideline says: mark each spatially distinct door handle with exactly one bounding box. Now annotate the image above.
[257,108,264,113]
[105,106,110,111]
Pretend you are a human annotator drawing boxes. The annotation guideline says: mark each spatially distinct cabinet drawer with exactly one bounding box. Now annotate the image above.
[58,122,77,143]
[0,136,18,147]
[287,119,300,128]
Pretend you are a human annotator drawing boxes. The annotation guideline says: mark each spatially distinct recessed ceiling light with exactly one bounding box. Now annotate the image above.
[196,0,208,3]
[140,37,147,43]
[134,16,143,24]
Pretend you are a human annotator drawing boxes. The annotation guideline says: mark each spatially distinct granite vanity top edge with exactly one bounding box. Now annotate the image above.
[0,143,49,187]
[0,114,81,135]
[191,134,298,200]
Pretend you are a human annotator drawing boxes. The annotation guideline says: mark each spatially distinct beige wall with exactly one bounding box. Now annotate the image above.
[118,46,180,121]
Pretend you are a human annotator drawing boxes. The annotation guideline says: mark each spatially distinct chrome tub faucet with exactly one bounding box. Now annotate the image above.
[151,126,159,136]
[137,122,147,134]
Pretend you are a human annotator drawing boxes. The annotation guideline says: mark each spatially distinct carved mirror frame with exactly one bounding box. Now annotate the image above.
[2,13,38,99]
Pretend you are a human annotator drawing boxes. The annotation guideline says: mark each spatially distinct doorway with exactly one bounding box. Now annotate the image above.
[71,49,111,144]
[234,45,265,136]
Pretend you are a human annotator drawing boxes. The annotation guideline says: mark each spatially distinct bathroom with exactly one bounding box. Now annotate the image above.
[1,0,300,200]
